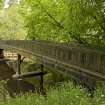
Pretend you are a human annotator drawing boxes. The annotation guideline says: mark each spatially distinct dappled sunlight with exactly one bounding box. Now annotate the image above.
[0,0,104,105]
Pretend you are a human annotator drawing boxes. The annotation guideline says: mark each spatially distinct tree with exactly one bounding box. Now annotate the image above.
[21,0,105,45]
[66,0,105,44]
[20,0,70,42]
[0,4,26,40]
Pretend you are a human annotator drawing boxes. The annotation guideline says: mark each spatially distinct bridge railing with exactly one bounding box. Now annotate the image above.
[0,40,105,77]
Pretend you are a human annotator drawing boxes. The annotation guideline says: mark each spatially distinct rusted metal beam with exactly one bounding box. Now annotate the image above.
[12,71,47,79]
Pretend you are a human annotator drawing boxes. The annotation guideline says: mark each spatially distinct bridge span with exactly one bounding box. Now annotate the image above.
[0,40,105,81]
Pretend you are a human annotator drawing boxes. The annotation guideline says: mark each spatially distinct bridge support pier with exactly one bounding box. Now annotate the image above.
[17,54,22,93]
[12,54,46,95]
[17,54,21,75]
[0,49,4,59]
[40,64,45,95]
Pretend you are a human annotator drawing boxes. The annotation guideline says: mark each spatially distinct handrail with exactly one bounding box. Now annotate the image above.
[0,40,105,79]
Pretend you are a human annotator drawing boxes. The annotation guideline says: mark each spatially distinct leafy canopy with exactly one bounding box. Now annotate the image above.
[21,0,105,44]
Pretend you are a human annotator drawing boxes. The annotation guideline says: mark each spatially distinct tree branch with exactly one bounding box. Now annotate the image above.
[38,1,86,44]
[92,15,105,33]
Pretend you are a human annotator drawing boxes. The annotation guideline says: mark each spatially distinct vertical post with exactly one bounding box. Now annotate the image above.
[40,64,44,94]
[0,49,4,59]
[0,49,6,101]
[17,54,21,74]
[17,54,21,93]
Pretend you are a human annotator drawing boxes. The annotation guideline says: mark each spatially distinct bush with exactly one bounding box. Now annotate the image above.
[0,82,93,105]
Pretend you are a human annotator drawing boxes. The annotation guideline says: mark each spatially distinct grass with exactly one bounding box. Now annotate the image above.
[1,81,105,105]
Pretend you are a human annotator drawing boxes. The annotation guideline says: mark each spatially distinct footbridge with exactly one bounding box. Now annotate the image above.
[0,40,105,81]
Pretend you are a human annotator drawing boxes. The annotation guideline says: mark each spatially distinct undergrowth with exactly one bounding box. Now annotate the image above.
[1,82,105,105]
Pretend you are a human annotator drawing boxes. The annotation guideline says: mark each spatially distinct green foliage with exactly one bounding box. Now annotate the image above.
[66,0,105,44]
[20,0,105,44]
[20,62,68,89]
[2,82,105,105]
[0,5,26,40]
[0,82,90,105]
[20,0,70,42]
[0,0,3,9]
